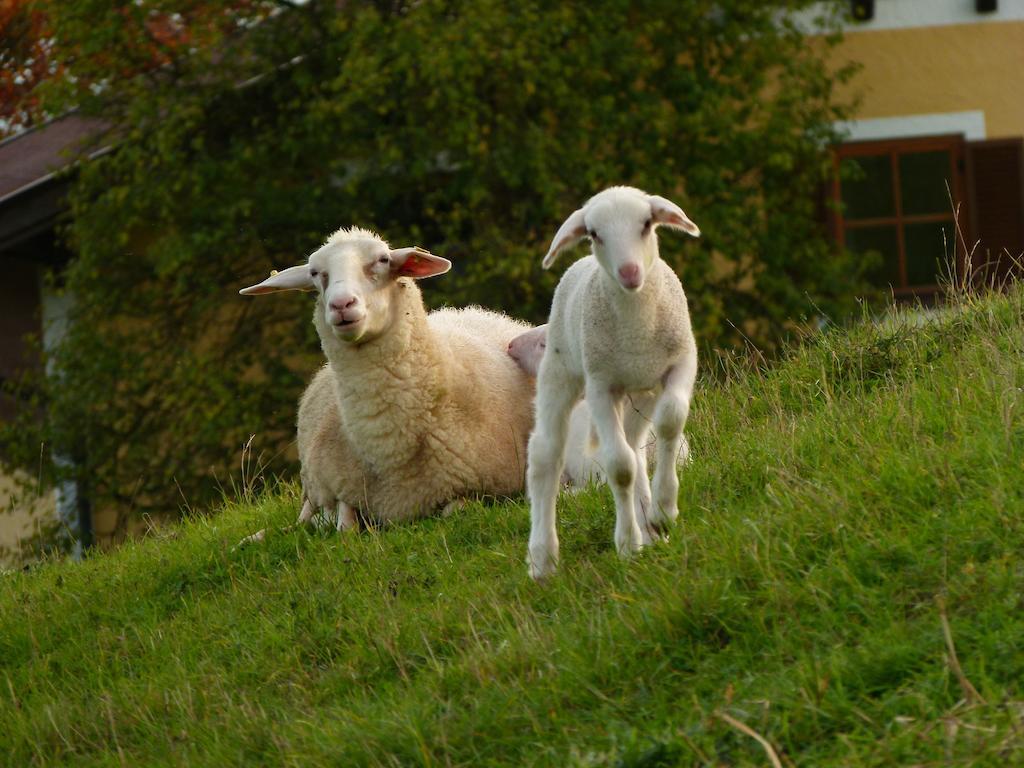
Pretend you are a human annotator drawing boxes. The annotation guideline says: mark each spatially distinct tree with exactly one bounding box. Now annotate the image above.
[1,0,860,539]
[0,0,56,135]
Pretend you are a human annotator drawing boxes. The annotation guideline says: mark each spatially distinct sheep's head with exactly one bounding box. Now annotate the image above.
[239,227,451,344]
[542,186,700,293]
[507,324,547,377]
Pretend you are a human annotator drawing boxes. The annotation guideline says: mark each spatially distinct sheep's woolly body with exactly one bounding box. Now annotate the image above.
[299,275,534,522]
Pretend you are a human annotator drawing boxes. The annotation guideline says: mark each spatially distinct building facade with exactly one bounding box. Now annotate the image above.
[824,0,1024,294]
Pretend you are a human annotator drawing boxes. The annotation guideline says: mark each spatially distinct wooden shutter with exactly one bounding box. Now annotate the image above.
[966,138,1024,284]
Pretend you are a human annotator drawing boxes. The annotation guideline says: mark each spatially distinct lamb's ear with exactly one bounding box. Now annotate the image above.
[542,208,587,269]
[390,246,452,279]
[239,265,314,295]
[648,195,700,237]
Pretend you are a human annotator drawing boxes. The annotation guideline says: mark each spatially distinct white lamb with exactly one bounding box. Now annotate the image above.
[525,186,700,580]
[239,227,535,537]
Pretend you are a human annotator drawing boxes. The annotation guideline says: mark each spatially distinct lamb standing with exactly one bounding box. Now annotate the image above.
[526,186,700,580]
[239,227,535,536]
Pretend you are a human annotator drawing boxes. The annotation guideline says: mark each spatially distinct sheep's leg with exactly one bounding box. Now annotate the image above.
[441,498,472,517]
[587,383,643,559]
[527,374,581,580]
[336,500,358,532]
[650,359,696,531]
[235,495,316,548]
[235,529,266,547]
[297,496,316,526]
[623,395,658,545]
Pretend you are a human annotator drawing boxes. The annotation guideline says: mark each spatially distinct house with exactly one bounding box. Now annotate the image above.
[822,0,1024,295]
[0,115,106,560]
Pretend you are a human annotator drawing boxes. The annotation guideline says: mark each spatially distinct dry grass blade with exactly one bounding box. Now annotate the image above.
[716,709,784,768]
[937,598,987,706]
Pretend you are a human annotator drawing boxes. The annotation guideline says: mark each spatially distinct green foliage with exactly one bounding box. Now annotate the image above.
[1,285,1022,765]
[2,0,860,526]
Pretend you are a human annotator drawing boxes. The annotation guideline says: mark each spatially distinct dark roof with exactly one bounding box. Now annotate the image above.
[0,115,109,254]
[0,114,108,205]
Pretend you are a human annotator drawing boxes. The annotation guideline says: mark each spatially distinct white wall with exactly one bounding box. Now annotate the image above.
[836,110,988,141]
[796,0,1024,33]
[40,282,82,558]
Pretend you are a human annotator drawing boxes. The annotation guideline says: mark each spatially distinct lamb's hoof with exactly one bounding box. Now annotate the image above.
[646,506,679,540]
[233,528,266,550]
[526,549,559,582]
[638,524,665,547]
[615,530,645,560]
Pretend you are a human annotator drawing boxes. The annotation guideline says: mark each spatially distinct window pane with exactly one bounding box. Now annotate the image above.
[900,150,953,216]
[904,220,953,287]
[845,225,901,287]
[840,154,894,220]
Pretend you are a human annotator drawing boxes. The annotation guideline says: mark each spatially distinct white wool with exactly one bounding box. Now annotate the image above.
[240,228,535,538]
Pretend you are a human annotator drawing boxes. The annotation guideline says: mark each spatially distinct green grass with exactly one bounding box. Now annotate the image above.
[2,286,1023,766]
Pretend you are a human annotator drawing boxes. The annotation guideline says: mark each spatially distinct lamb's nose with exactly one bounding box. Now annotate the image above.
[618,263,641,287]
[329,294,358,312]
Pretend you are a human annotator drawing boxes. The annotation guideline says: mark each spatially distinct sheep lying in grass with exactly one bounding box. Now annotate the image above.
[525,186,700,579]
[239,227,535,539]
[508,324,689,492]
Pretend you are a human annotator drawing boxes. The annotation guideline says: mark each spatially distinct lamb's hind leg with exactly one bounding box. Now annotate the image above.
[650,358,696,532]
[587,383,644,559]
[624,393,658,545]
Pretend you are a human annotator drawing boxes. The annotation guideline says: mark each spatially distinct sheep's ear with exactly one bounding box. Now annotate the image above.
[390,246,452,279]
[648,195,700,237]
[542,208,587,269]
[239,264,315,295]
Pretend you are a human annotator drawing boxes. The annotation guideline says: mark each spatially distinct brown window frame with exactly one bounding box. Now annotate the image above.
[831,134,969,297]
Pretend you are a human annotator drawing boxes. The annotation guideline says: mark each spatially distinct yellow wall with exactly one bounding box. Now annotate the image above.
[0,469,54,565]
[832,21,1024,138]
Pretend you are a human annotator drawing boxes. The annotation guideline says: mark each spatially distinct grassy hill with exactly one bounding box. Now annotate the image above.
[2,286,1022,766]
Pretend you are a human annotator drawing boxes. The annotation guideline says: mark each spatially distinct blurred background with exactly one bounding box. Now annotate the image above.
[1,0,1021,560]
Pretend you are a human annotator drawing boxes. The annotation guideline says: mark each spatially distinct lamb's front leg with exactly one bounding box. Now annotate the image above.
[587,383,644,558]
[526,373,580,580]
[650,358,696,531]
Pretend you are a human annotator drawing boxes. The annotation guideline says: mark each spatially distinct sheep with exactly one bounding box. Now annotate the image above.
[238,226,536,538]
[507,324,690,493]
[525,186,700,580]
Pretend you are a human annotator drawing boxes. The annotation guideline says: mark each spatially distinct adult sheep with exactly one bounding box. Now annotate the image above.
[239,226,535,535]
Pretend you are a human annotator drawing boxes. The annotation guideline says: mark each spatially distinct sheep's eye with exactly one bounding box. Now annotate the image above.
[642,218,653,234]
[588,229,601,243]
[310,269,319,278]
[377,254,390,265]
